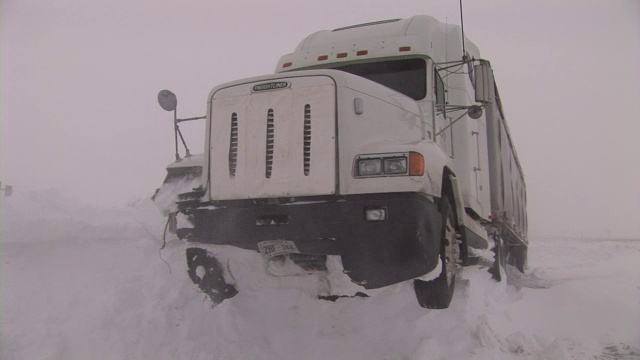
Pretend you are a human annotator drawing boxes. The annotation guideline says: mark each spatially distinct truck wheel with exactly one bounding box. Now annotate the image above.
[186,247,238,306]
[414,197,459,309]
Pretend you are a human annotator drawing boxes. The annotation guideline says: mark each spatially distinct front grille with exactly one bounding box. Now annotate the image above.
[209,76,336,201]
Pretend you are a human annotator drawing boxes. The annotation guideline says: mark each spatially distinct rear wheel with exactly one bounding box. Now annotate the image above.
[414,197,459,309]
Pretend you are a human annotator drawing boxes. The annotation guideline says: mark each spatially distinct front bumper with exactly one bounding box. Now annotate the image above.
[182,192,442,289]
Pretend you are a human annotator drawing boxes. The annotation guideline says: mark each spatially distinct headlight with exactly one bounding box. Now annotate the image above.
[357,158,383,176]
[383,157,407,174]
[354,152,424,178]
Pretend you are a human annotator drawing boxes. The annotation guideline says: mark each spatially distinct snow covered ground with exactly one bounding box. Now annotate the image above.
[1,191,639,360]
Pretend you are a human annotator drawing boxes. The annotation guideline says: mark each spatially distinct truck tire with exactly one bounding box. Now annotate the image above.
[186,247,238,306]
[414,197,459,309]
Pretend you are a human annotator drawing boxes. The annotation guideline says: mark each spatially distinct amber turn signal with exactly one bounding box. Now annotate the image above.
[409,152,425,176]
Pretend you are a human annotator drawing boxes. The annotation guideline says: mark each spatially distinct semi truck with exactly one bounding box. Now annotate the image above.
[156,15,528,309]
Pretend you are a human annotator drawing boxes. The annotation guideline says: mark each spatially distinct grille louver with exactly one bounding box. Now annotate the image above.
[228,112,238,177]
[265,109,275,178]
[303,104,311,176]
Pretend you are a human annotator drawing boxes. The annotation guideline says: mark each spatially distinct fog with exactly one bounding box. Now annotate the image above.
[2,0,639,239]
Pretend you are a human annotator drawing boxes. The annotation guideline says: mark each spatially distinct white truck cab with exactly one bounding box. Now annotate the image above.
[158,15,527,309]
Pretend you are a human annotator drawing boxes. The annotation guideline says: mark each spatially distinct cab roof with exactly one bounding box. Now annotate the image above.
[276,15,481,72]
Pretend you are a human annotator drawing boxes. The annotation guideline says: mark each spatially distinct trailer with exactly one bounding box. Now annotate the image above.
[156,15,527,309]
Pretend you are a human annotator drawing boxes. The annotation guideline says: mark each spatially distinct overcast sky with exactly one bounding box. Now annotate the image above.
[2,0,639,239]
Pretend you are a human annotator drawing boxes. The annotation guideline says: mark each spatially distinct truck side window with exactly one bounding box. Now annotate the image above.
[434,69,445,106]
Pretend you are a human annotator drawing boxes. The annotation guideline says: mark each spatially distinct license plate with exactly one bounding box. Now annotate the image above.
[257,240,300,259]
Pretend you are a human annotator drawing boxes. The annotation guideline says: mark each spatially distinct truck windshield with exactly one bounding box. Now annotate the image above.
[332,58,426,100]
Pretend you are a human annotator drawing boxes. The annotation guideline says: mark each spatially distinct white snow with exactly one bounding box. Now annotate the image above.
[1,191,639,360]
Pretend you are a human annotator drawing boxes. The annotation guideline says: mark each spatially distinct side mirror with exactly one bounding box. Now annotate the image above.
[473,61,493,103]
[158,89,177,112]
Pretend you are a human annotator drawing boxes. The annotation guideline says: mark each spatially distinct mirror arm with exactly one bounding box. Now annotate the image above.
[176,115,206,124]
[435,110,468,137]
[173,109,181,161]
[176,124,192,158]
[435,105,484,137]
[436,104,482,116]
[174,115,205,159]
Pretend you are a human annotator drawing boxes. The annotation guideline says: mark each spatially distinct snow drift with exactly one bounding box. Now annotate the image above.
[1,191,638,359]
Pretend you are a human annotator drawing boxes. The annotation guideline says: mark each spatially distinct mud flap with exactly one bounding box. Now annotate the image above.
[448,174,469,265]
[186,247,238,305]
[489,234,506,281]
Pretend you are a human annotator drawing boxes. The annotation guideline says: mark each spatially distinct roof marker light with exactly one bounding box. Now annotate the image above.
[356,50,368,56]
[336,52,348,58]
[317,55,329,61]
[282,62,293,68]
[399,46,411,52]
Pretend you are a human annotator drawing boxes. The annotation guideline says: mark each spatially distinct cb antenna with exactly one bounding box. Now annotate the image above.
[459,0,467,61]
